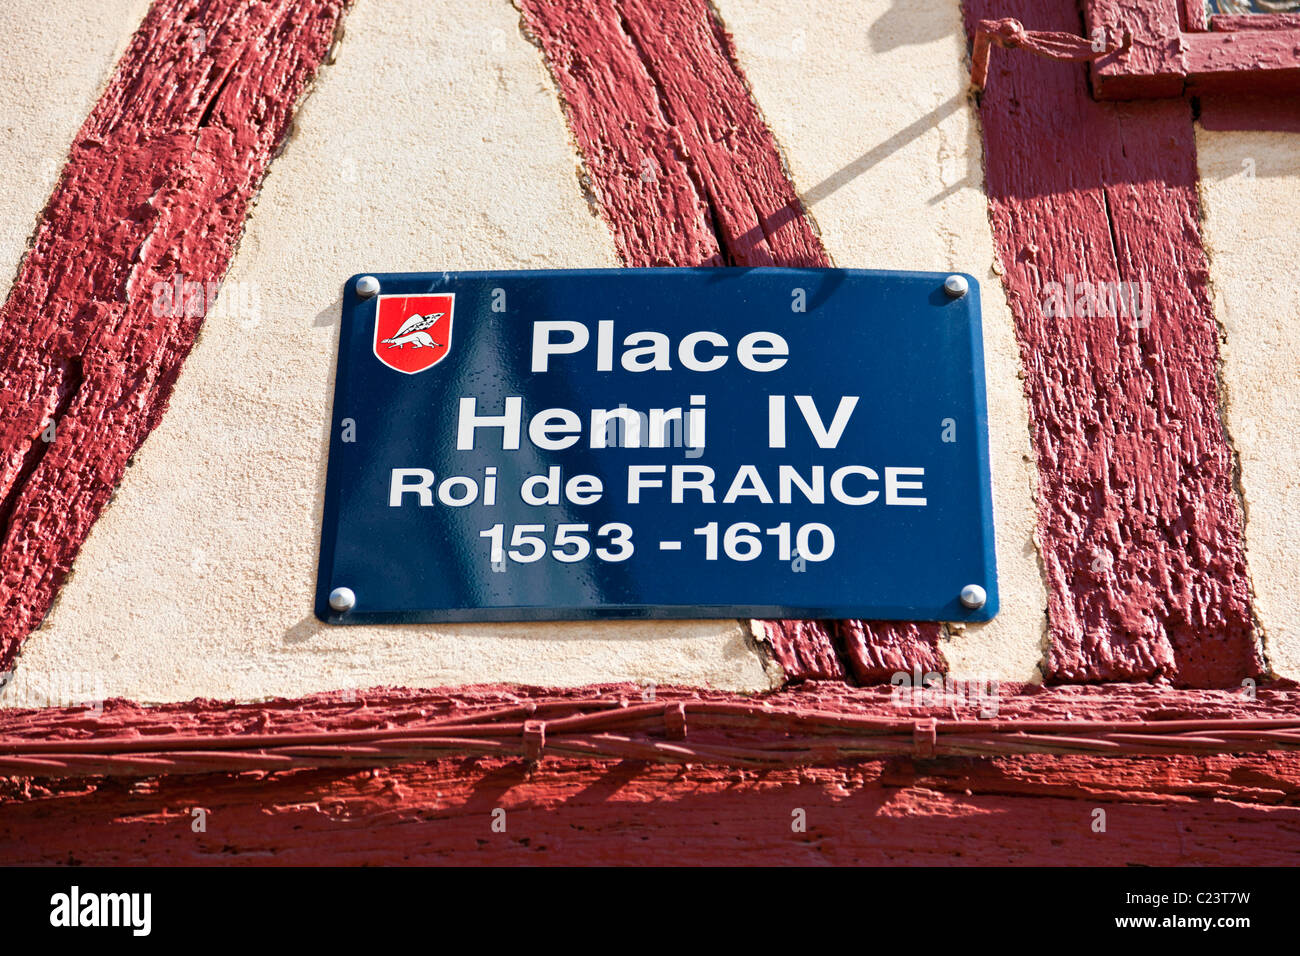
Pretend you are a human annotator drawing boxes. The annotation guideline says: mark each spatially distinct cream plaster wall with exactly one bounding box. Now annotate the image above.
[715,0,1050,683]
[1196,126,1300,680]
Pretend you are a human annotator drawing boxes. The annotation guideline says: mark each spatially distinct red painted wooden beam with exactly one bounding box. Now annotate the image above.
[1183,29,1300,93]
[0,0,352,673]
[5,680,1300,778]
[1198,93,1300,132]
[1212,14,1300,32]
[6,753,1300,865]
[1086,0,1188,98]
[517,0,944,683]
[1181,0,1208,33]
[1085,0,1300,98]
[966,0,1261,686]
[9,680,1291,743]
[4,681,1299,864]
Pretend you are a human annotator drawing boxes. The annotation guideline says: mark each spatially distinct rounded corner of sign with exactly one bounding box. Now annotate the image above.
[313,592,345,625]
[971,593,999,622]
[956,274,982,307]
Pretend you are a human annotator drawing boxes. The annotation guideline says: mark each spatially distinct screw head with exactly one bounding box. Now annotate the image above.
[944,274,969,298]
[329,587,357,612]
[960,584,987,610]
[355,275,380,298]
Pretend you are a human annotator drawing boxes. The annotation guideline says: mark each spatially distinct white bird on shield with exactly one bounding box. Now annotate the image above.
[381,311,444,349]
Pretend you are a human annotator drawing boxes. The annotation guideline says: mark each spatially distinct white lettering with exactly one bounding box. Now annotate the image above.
[678,331,729,372]
[738,332,789,371]
[457,396,522,450]
[885,467,927,506]
[628,466,666,503]
[532,321,589,372]
[390,468,435,507]
[529,408,582,450]
[794,395,858,448]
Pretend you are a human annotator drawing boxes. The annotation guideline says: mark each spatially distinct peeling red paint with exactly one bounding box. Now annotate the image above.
[1184,30,1300,95]
[838,620,947,685]
[0,0,352,673]
[516,0,723,267]
[755,620,848,683]
[3,682,1299,864]
[9,680,1294,744]
[516,0,824,268]
[1212,14,1300,32]
[5,756,1299,865]
[967,0,1261,686]
[604,0,827,267]
[1086,0,1300,98]
[1181,0,1208,33]
[518,0,943,682]
[1086,0,1187,98]
[8,681,1300,778]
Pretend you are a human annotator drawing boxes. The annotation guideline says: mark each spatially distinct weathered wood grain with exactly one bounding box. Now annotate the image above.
[1087,0,1300,97]
[4,681,1299,864]
[967,0,1261,686]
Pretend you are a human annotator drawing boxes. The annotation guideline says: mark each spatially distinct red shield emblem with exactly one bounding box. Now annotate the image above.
[372,293,455,374]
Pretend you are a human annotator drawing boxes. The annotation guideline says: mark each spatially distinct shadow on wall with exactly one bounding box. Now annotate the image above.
[868,0,955,52]
[1196,140,1300,182]
[728,98,976,251]
[802,94,973,207]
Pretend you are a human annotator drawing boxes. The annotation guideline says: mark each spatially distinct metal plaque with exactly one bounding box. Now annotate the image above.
[316,268,998,624]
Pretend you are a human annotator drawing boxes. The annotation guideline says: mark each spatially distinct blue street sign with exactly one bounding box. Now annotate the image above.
[316,268,998,624]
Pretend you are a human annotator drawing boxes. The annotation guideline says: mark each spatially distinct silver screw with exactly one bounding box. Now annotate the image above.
[355,275,380,298]
[329,587,357,612]
[960,584,987,609]
[944,275,969,298]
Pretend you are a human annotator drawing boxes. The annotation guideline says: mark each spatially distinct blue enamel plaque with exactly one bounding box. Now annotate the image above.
[316,268,998,624]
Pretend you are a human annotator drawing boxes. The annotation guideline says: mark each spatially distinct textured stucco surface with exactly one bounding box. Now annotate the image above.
[715,0,1049,682]
[1197,127,1300,680]
[10,0,775,705]
[0,0,151,299]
